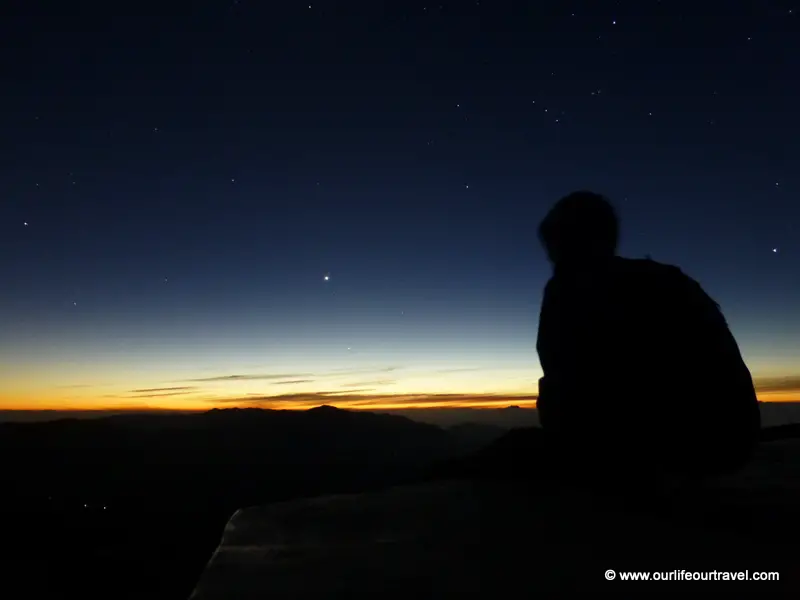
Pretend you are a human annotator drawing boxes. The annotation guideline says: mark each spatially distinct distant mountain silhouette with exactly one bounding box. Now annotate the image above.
[0,406,492,512]
[2,406,505,599]
[444,421,509,451]
[376,405,540,428]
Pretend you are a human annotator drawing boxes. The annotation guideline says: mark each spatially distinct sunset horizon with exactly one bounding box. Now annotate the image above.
[2,373,798,415]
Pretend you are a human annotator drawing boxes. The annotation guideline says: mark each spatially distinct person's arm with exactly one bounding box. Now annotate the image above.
[535,279,558,379]
[536,278,587,388]
[536,279,564,430]
[537,276,605,432]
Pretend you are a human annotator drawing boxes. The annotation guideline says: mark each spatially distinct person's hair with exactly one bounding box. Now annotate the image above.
[538,191,619,264]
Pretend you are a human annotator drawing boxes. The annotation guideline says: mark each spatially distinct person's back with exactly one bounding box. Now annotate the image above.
[535,191,760,480]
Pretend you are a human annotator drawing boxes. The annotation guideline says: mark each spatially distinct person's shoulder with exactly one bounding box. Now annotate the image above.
[614,256,689,282]
[612,257,708,303]
[614,255,674,271]
[618,257,721,314]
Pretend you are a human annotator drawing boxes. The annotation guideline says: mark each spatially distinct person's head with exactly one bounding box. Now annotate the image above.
[538,191,619,268]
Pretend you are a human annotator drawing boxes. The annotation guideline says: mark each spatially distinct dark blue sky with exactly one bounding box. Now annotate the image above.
[2,0,799,411]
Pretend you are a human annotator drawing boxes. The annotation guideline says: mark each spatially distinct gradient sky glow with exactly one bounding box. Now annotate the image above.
[2,1,799,414]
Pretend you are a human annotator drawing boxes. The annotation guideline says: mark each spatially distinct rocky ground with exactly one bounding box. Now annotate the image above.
[190,436,800,598]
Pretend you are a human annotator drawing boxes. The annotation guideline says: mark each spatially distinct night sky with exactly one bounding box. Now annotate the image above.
[2,0,799,414]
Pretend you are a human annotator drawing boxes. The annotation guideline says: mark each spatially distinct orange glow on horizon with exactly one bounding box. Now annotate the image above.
[0,389,798,415]
[1,370,798,413]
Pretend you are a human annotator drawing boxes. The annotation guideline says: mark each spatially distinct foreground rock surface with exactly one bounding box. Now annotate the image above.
[191,439,800,598]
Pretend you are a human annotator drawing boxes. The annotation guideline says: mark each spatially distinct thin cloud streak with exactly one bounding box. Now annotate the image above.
[129,391,196,398]
[340,379,396,388]
[325,366,401,376]
[755,375,800,394]
[184,373,313,382]
[178,367,400,385]
[211,391,539,411]
[178,367,401,383]
[55,384,96,389]
[130,386,196,393]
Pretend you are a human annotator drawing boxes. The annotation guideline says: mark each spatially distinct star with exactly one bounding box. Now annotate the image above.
[772,248,778,253]
[324,274,330,281]
[23,222,28,227]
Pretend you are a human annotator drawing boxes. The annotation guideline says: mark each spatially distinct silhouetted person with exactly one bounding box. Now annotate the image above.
[536,191,761,483]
